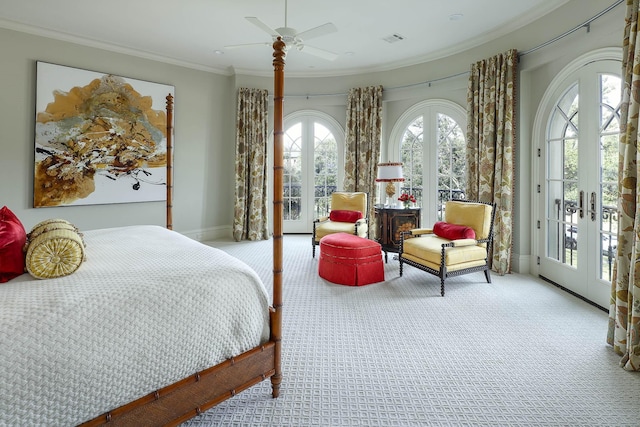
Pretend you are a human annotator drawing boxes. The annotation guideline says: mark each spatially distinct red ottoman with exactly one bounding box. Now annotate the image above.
[319,233,385,286]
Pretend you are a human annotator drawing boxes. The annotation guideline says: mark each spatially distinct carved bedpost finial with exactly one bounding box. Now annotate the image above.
[273,37,286,70]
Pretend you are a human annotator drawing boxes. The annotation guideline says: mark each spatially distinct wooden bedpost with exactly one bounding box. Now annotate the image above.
[271,37,286,398]
[166,94,174,230]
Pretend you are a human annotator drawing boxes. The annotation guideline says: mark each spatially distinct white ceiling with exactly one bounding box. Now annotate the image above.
[0,0,569,77]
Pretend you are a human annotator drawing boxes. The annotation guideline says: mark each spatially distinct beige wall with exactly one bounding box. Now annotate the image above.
[0,0,625,267]
[0,27,234,239]
[233,0,624,272]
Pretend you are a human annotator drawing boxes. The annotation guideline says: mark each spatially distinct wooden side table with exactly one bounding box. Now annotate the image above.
[374,207,421,262]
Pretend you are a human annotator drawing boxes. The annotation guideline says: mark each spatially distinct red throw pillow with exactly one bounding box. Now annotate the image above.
[0,206,27,283]
[329,210,363,223]
[433,221,476,240]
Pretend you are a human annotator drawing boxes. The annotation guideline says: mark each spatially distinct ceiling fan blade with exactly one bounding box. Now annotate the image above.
[224,42,271,49]
[245,16,280,38]
[296,23,337,41]
[299,45,339,61]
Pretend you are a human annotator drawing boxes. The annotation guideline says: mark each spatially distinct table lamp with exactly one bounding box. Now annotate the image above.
[375,162,404,207]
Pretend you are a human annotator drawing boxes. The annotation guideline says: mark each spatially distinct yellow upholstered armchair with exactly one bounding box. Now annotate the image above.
[312,192,368,258]
[399,200,496,296]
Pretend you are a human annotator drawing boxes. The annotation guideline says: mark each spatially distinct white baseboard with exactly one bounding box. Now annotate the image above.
[180,225,232,242]
[511,253,532,275]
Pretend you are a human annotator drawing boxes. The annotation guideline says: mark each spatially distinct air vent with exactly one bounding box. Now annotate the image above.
[383,33,405,44]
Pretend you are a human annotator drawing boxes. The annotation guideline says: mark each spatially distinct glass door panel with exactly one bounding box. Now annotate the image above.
[283,115,341,233]
[313,123,338,219]
[284,123,302,222]
[598,74,620,281]
[539,64,620,308]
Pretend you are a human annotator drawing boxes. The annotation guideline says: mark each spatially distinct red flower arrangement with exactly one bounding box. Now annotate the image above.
[398,193,416,205]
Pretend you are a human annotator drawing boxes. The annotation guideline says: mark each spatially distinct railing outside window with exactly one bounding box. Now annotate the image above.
[398,187,466,219]
[289,186,468,221]
[601,205,618,281]
[557,199,618,282]
[314,185,337,219]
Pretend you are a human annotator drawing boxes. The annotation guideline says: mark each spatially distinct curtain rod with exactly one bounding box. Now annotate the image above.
[518,0,623,56]
[282,0,624,99]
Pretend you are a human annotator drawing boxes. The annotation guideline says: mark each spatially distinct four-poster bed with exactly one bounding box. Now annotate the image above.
[83,37,287,427]
[0,41,286,426]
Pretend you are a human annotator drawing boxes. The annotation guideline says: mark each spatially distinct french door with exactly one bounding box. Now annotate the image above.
[538,60,620,308]
[282,113,342,233]
[391,100,467,228]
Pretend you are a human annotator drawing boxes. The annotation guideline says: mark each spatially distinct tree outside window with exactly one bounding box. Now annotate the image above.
[400,113,466,220]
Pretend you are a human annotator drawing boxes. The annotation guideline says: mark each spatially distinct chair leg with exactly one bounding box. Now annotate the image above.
[312,225,317,258]
[399,258,403,276]
[484,268,492,283]
[440,277,445,297]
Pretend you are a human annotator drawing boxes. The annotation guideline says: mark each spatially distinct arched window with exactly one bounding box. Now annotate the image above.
[533,47,621,307]
[280,111,344,233]
[390,100,467,225]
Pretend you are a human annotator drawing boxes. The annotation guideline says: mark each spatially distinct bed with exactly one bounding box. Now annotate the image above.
[0,38,287,426]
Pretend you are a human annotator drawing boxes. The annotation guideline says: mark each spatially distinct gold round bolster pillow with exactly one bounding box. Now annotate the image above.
[26,228,85,279]
[29,219,77,239]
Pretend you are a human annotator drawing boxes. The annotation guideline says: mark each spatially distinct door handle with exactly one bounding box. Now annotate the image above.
[578,190,584,219]
[590,191,597,221]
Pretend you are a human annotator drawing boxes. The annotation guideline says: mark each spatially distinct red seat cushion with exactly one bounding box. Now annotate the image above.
[433,221,476,240]
[0,206,27,283]
[329,210,363,223]
[320,233,380,257]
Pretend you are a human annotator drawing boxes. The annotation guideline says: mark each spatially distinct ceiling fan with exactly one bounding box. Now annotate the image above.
[225,0,339,61]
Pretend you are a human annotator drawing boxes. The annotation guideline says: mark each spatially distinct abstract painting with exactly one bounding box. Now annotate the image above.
[34,61,175,207]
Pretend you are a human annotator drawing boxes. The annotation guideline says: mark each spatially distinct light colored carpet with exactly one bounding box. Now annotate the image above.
[184,234,638,427]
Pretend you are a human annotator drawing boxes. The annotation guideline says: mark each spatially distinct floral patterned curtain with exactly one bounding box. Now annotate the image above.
[344,85,383,237]
[466,49,517,275]
[607,0,640,372]
[233,88,269,241]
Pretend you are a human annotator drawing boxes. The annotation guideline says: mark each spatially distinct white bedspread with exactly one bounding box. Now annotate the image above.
[0,225,270,426]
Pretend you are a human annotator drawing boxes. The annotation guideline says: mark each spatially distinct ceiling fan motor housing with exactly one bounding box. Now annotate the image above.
[274,27,303,48]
